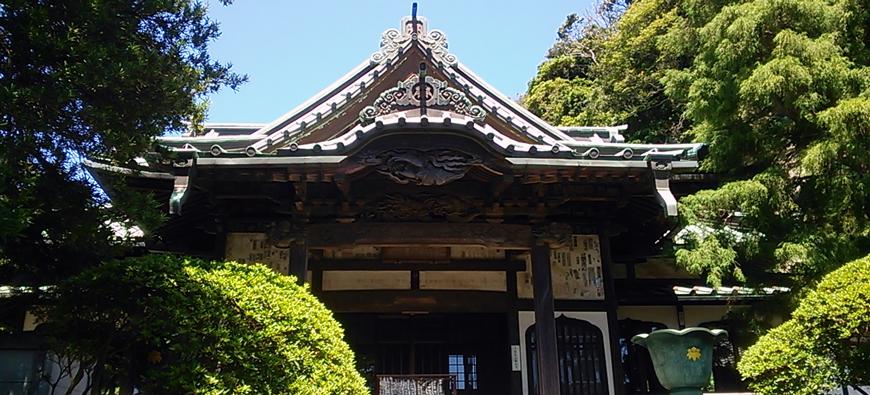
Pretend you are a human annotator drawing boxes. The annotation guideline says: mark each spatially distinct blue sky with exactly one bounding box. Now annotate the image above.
[204,0,594,123]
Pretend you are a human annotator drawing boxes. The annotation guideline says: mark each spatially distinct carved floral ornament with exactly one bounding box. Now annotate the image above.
[532,223,574,248]
[370,16,457,66]
[686,346,702,361]
[359,75,487,123]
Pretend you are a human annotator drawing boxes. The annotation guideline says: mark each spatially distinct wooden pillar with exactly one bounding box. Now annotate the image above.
[677,304,686,329]
[290,240,308,285]
[311,268,323,294]
[212,215,227,261]
[212,234,226,261]
[532,244,560,395]
[506,266,523,395]
[599,226,626,395]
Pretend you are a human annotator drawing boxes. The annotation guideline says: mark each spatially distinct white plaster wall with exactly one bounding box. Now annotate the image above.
[634,257,696,279]
[42,354,89,395]
[518,311,615,395]
[618,305,746,329]
[617,306,680,329]
[22,311,39,332]
[683,305,740,327]
[322,270,410,290]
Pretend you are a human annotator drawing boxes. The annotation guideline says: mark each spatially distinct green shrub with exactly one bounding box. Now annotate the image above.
[40,255,367,395]
[738,255,870,394]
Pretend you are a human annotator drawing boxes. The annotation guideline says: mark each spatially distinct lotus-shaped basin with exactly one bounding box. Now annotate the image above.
[631,327,728,395]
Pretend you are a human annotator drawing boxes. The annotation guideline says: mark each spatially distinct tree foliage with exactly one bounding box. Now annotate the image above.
[39,255,368,395]
[527,0,869,289]
[523,6,621,128]
[737,255,869,394]
[0,0,244,284]
[523,0,709,142]
[669,0,869,287]
[529,1,868,388]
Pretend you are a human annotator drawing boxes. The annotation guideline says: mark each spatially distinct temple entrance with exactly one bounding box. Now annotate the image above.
[337,313,509,394]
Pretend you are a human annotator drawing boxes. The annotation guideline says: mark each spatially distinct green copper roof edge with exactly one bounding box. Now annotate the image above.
[82,158,175,179]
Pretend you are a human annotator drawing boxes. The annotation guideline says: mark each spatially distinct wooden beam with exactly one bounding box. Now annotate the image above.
[516,299,611,311]
[318,290,509,313]
[306,223,533,248]
[308,259,526,272]
[531,244,560,394]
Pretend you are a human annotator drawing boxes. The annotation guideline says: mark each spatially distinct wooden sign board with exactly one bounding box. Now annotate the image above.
[225,232,289,274]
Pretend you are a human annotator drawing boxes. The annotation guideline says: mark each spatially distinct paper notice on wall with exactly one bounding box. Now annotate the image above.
[517,234,604,300]
[551,235,604,299]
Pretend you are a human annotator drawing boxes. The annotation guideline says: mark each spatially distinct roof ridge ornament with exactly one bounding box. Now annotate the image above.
[370,15,458,66]
[359,75,486,123]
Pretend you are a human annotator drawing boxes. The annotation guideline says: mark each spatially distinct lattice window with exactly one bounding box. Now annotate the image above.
[618,319,667,394]
[700,320,747,392]
[526,316,609,395]
[448,354,478,390]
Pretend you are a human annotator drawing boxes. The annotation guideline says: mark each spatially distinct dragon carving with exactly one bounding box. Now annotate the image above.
[360,148,481,186]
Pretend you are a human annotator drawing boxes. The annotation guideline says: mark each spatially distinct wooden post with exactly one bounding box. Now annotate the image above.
[311,268,323,294]
[531,244,560,394]
[506,266,523,395]
[290,240,308,285]
[599,226,626,395]
[212,219,226,261]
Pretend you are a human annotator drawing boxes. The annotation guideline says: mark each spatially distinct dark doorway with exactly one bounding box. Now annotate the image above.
[526,315,610,395]
[337,313,508,395]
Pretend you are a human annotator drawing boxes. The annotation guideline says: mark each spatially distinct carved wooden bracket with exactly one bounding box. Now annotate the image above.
[359,193,480,222]
[532,223,573,248]
[305,223,533,248]
[265,220,307,249]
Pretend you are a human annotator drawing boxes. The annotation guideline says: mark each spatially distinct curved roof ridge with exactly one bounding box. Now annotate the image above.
[250,59,376,138]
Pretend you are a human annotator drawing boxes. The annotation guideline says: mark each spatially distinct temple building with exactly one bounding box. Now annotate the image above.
[84,14,775,395]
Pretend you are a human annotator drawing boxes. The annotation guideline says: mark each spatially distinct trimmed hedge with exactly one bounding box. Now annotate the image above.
[41,255,367,394]
[738,255,869,394]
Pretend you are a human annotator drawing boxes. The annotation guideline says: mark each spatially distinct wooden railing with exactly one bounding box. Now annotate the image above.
[375,374,457,395]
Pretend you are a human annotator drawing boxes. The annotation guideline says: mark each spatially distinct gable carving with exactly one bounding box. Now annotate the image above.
[359,75,486,123]
[358,148,481,186]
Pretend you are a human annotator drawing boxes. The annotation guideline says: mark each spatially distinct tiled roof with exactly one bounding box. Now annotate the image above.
[84,14,707,218]
[673,285,790,296]
[149,16,703,164]
[0,285,52,299]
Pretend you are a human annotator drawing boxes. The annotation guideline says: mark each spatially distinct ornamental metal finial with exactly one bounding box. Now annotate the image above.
[369,14,458,66]
[411,3,418,35]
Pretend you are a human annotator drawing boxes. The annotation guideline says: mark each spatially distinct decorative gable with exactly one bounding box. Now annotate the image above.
[359,75,486,123]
